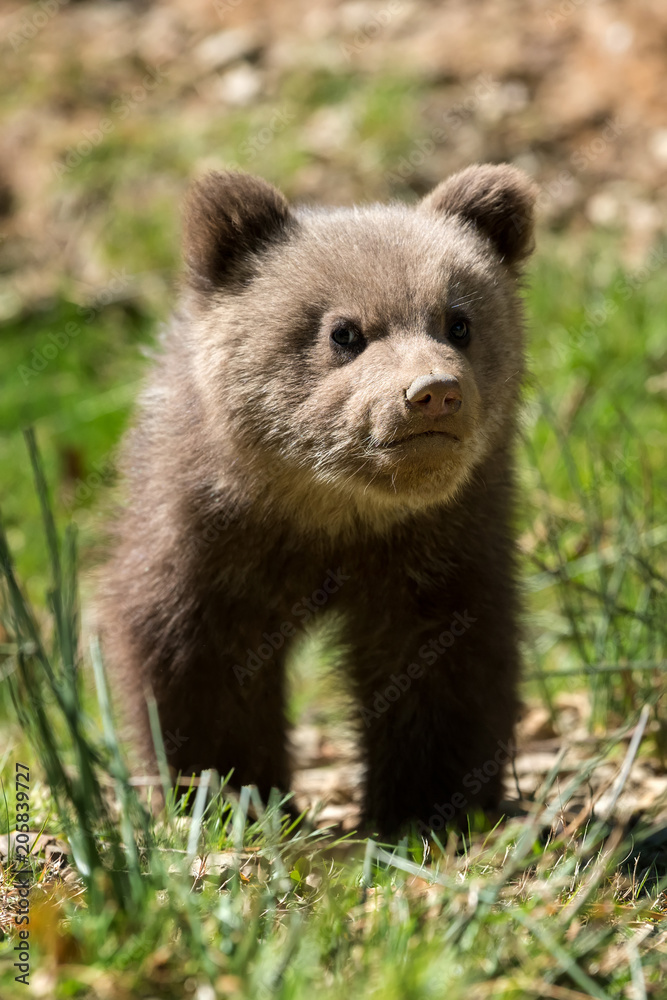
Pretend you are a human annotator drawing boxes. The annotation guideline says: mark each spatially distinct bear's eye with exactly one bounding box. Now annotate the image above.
[448,318,470,345]
[331,322,362,348]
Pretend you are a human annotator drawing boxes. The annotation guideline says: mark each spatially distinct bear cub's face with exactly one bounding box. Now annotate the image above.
[183,165,537,520]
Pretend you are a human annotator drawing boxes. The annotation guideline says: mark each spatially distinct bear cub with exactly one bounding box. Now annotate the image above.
[100,163,537,835]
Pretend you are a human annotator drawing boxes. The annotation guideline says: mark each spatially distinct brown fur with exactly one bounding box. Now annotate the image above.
[98,163,537,835]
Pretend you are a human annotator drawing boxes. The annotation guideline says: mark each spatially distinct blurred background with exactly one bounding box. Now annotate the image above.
[1,6,667,994]
[0,0,666,820]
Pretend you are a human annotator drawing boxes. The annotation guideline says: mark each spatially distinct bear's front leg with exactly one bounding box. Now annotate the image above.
[351,611,520,836]
[101,578,292,802]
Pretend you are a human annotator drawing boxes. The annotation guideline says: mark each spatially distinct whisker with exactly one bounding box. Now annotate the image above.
[362,468,383,495]
[450,293,484,309]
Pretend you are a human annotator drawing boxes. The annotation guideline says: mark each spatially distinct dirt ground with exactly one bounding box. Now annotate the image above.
[1,0,666,312]
[1,0,666,837]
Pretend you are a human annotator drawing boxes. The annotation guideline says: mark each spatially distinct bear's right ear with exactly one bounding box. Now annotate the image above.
[420,163,537,267]
[183,171,294,292]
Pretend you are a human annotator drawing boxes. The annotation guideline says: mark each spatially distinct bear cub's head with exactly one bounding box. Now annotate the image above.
[182,165,537,524]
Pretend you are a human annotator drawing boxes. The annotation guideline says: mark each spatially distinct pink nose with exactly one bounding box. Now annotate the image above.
[406,374,462,415]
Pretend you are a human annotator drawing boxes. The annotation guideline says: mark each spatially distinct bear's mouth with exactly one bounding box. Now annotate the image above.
[375,429,461,449]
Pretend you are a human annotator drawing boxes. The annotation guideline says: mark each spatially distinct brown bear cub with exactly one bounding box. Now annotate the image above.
[99,163,537,836]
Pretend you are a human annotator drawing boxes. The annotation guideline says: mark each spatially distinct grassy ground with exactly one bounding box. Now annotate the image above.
[0,235,665,997]
[0,56,666,998]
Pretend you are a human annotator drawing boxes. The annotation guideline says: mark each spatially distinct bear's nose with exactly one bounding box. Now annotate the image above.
[405,374,462,415]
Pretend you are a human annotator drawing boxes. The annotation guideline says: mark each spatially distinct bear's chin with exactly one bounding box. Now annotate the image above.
[343,452,475,514]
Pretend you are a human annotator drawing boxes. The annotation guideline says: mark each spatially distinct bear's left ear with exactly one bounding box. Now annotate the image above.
[183,171,295,293]
[420,163,538,266]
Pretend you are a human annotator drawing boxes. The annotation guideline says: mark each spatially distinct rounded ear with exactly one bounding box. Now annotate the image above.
[420,163,538,266]
[183,171,295,292]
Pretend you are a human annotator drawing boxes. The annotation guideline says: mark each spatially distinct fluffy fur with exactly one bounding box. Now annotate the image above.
[99,163,537,834]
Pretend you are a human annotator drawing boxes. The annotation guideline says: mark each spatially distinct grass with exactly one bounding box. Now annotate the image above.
[522,240,667,739]
[0,76,666,988]
[0,505,666,998]
[0,240,665,996]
